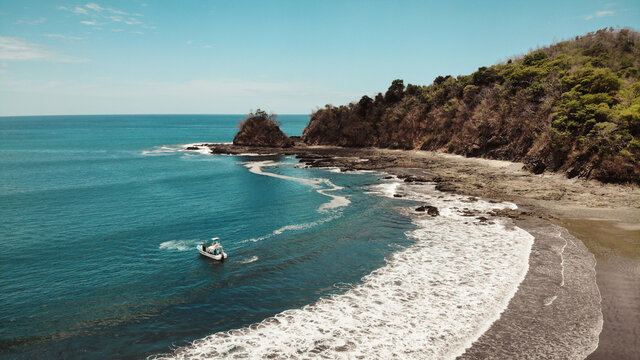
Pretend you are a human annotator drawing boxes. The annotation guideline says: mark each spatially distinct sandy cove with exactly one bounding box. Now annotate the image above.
[195,143,639,359]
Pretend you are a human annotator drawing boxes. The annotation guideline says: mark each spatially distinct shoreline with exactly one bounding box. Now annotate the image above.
[192,143,640,358]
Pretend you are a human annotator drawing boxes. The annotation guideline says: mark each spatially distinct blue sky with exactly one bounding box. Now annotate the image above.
[1,0,639,116]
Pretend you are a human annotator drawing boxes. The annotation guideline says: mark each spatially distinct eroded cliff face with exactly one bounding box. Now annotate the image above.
[302,28,640,184]
[234,115,294,148]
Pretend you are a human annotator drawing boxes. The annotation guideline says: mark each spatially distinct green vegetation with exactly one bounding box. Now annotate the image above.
[237,109,281,129]
[303,28,640,184]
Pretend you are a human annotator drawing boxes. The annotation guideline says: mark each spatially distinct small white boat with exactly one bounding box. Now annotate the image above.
[198,237,228,261]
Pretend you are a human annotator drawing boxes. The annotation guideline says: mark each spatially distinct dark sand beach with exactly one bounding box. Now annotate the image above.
[563,219,640,360]
[195,143,640,358]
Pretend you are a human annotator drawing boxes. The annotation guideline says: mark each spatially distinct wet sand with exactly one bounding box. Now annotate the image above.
[560,219,640,360]
[196,143,640,358]
[458,217,602,359]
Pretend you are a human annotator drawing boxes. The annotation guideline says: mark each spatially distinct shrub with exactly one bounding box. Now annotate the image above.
[523,51,548,66]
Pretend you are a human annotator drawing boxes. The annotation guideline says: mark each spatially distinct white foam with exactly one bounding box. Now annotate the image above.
[243,215,340,243]
[154,182,534,360]
[543,227,573,306]
[184,145,212,155]
[142,143,212,156]
[237,153,278,156]
[368,181,400,198]
[317,179,350,211]
[558,231,568,287]
[244,161,350,213]
[587,248,604,357]
[159,239,200,252]
[240,256,259,264]
[317,166,378,175]
[543,295,558,306]
[142,145,185,156]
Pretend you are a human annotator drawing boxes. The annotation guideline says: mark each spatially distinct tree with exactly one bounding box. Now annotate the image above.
[246,108,281,127]
[384,79,405,103]
[433,75,452,85]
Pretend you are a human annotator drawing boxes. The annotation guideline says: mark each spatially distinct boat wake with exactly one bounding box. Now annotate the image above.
[242,214,341,243]
[240,256,259,264]
[158,239,200,252]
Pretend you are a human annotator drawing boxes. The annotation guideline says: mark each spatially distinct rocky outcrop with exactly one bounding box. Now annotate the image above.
[233,115,294,148]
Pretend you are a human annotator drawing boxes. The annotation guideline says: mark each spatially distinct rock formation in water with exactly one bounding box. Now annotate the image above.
[234,110,294,148]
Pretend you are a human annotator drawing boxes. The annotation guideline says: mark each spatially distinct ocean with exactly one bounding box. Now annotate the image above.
[0,115,535,359]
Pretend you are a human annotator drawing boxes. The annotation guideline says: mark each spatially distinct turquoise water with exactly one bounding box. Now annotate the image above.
[0,115,414,359]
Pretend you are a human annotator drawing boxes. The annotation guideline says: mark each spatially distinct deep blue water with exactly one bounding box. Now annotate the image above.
[0,115,414,359]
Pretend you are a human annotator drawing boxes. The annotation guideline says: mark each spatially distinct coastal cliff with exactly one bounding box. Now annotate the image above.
[302,28,640,184]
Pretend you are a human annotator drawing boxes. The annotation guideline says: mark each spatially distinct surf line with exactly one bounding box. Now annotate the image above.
[244,160,350,212]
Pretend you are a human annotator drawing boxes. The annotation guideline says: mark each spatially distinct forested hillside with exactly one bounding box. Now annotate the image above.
[302,28,640,184]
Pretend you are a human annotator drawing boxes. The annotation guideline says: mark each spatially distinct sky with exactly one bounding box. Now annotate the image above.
[0,0,639,116]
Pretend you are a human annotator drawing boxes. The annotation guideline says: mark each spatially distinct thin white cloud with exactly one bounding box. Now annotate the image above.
[73,6,89,14]
[584,10,615,20]
[15,17,46,25]
[59,5,89,15]
[43,34,86,41]
[0,36,52,60]
[124,18,142,25]
[59,2,151,31]
[109,8,128,16]
[0,36,87,63]
[85,3,104,12]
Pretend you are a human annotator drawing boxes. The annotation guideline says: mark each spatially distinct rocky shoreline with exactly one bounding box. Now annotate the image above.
[188,142,639,359]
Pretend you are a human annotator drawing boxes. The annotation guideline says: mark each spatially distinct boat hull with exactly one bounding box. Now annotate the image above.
[198,246,227,261]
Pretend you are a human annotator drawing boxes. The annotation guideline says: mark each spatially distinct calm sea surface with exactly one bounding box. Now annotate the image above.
[0,115,414,359]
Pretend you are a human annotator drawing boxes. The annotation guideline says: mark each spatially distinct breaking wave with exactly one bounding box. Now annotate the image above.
[153,180,534,360]
[141,143,214,156]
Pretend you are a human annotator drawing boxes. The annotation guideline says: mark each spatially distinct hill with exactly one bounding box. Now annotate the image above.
[234,110,294,148]
[302,28,640,184]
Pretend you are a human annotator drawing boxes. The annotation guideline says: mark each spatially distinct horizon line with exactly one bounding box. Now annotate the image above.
[0,113,312,118]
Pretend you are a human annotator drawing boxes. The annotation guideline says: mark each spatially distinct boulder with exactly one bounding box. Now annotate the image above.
[415,205,439,216]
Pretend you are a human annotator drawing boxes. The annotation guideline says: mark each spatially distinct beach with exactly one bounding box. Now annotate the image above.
[198,142,640,358]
